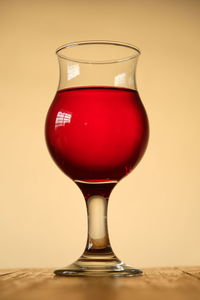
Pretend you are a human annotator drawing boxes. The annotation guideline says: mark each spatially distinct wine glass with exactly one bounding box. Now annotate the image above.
[45,40,149,277]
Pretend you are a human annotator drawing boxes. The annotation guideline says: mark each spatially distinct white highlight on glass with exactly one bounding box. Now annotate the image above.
[67,62,80,80]
[114,72,126,86]
[55,112,72,128]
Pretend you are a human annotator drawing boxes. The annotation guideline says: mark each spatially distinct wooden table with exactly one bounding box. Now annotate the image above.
[0,267,199,300]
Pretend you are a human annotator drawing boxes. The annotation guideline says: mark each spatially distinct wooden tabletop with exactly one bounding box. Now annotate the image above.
[0,267,199,300]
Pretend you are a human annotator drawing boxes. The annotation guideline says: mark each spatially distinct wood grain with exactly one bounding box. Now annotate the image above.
[0,267,199,300]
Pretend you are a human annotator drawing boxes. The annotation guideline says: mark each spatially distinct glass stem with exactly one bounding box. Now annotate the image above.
[55,181,142,275]
[84,195,112,254]
[75,181,118,261]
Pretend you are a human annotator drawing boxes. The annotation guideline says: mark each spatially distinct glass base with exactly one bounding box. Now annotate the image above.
[54,257,142,277]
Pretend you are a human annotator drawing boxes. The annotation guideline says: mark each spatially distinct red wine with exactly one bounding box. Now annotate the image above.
[45,86,149,182]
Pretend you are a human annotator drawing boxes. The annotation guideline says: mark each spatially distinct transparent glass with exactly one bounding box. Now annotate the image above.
[45,40,149,276]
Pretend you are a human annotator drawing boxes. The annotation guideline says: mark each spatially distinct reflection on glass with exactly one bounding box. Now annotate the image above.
[55,112,72,128]
[67,62,80,80]
[114,72,126,86]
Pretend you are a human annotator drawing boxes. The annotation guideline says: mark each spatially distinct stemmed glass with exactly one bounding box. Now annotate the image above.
[45,41,149,276]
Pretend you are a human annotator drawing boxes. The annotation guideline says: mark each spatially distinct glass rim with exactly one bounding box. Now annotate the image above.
[56,40,141,64]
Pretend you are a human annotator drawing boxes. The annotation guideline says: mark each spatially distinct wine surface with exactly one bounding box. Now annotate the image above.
[45,86,149,182]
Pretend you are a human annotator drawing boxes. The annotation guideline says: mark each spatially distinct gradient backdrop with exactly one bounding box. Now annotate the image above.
[0,0,200,269]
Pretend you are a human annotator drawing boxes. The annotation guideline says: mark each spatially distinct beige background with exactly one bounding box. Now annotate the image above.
[0,0,200,269]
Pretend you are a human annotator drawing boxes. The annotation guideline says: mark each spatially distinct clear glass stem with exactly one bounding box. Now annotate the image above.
[77,182,120,265]
[82,194,115,257]
[54,182,143,276]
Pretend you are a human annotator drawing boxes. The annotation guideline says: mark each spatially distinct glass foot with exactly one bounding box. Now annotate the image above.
[54,258,142,277]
